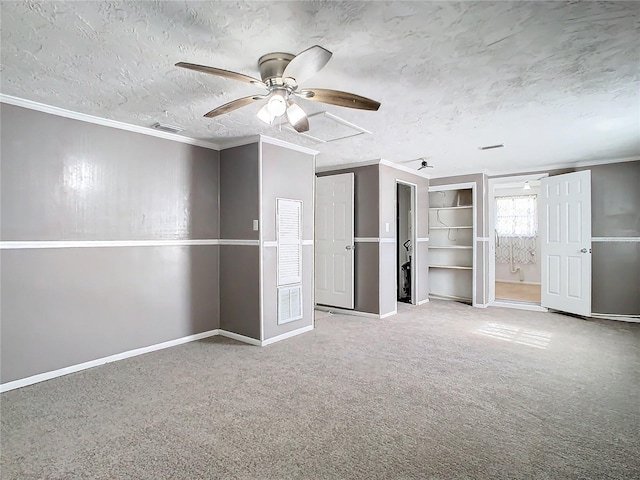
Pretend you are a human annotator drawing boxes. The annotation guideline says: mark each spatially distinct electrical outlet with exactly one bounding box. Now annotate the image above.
[253,220,259,231]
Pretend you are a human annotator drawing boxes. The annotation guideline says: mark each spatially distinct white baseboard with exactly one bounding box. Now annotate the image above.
[380,310,397,319]
[315,305,381,318]
[590,313,640,323]
[1,324,320,393]
[217,330,262,346]
[262,325,314,346]
[474,303,489,309]
[495,280,541,286]
[0,329,219,393]
[417,298,430,305]
[491,301,548,312]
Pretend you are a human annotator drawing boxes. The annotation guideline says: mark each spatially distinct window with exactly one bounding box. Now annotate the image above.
[495,195,537,236]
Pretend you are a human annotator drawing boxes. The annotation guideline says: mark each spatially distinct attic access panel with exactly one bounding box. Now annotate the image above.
[286,111,371,143]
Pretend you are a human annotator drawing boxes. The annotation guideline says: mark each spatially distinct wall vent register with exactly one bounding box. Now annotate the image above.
[276,198,303,324]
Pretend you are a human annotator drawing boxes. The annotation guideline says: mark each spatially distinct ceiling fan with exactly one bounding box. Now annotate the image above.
[399,157,434,170]
[418,160,434,170]
[176,45,381,133]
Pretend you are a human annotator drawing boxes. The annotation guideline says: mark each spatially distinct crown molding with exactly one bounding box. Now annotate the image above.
[217,135,261,150]
[0,94,221,151]
[475,156,640,178]
[217,134,319,156]
[316,158,430,179]
[259,134,319,156]
[573,156,640,168]
[379,158,431,179]
[316,158,381,173]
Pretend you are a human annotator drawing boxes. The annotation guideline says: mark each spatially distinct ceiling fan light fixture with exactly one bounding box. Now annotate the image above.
[286,101,309,133]
[177,44,381,127]
[257,104,275,125]
[266,92,287,117]
[286,101,306,125]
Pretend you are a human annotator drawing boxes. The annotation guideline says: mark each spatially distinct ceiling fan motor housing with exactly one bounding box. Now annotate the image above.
[258,52,295,85]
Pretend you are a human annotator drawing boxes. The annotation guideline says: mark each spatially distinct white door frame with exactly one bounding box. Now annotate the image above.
[428,182,476,306]
[314,173,355,309]
[396,180,417,305]
[487,173,548,311]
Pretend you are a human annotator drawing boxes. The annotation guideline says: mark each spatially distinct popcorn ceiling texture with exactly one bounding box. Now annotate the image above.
[1,1,638,175]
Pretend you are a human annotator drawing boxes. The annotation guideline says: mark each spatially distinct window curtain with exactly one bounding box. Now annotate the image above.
[495,195,537,264]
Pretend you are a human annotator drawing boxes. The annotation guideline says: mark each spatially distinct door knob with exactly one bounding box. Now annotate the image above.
[345,245,355,251]
[580,248,591,253]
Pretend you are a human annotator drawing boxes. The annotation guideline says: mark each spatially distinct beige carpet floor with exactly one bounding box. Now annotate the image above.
[2,300,639,479]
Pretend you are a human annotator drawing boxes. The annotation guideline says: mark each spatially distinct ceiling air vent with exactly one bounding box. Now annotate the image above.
[478,143,504,150]
[151,122,184,134]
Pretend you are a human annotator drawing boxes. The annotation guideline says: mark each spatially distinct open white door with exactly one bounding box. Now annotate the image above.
[540,171,591,316]
[315,173,355,309]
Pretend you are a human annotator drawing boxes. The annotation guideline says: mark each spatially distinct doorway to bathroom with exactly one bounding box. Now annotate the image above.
[488,174,546,310]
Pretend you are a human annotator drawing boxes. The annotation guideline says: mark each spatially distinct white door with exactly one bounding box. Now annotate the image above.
[315,173,355,308]
[540,171,591,315]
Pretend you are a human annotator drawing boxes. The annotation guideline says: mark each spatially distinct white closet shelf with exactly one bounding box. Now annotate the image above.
[429,206,472,210]
[430,226,473,230]
[429,245,473,249]
[429,265,472,270]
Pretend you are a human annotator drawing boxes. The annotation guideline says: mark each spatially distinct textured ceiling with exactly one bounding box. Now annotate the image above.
[1,1,639,176]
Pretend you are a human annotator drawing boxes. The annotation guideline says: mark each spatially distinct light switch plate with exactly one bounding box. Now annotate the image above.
[385,222,390,232]
[253,220,259,231]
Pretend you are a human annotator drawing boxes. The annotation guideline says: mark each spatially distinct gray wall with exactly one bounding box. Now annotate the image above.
[219,143,260,240]
[261,143,315,340]
[219,245,261,339]
[218,143,261,340]
[583,161,640,315]
[587,161,640,237]
[1,104,219,241]
[0,104,220,384]
[1,246,218,383]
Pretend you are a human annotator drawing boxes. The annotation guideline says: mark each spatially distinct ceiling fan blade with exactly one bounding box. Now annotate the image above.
[282,45,332,85]
[203,95,267,118]
[176,62,267,88]
[286,101,309,133]
[298,88,381,111]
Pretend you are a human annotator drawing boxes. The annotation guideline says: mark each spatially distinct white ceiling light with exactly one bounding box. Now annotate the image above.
[256,104,275,125]
[286,101,307,128]
[266,92,287,117]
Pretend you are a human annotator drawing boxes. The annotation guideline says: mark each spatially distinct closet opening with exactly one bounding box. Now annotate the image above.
[396,181,416,304]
